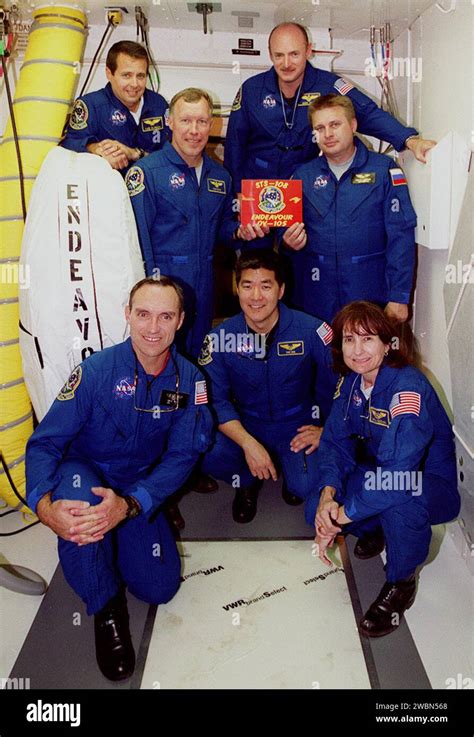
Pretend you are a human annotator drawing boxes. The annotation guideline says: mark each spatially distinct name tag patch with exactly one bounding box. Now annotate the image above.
[352,172,376,184]
[277,341,304,356]
[207,178,226,194]
[159,389,189,408]
[369,406,391,427]
[298,92,321,107]
[141,116,164,133]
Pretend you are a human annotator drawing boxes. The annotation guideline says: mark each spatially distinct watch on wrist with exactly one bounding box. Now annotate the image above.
[123,495,141,519]
[135,147,146,159]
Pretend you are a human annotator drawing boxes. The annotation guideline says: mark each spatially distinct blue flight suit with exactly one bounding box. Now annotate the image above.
[305,365,460,582]
[125,142,238,357]
[285,138,417,323]
[199,302,337,497]
[224,62,418,192]
[25,339,212,615]
[61,83,170,155]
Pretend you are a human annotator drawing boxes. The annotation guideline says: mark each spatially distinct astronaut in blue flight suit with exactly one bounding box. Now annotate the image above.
[305,302,460,637]
[225,22,435,196]
[126,87,266,358]
[283,94,417,324]
[26,277,212,681]
[198,249,336,523]
[62,40,170,171]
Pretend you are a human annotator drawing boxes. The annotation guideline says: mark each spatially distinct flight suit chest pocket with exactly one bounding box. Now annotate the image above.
[229,354,264,391]
[345,176,384,215]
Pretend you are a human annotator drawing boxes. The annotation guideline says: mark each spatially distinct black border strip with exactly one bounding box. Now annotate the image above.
[338,536,381,689]
[131,604,158,690]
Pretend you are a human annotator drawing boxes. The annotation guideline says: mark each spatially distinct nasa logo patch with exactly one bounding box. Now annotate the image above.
[236,334,255,354]
[125,166,145,197]
[114,377,136,398]
[314,175,329,189]
[57,366,82,401]
[111,109,127,125]
[70,99,88,130]
[169,172,186,189]
[263,94,276,109]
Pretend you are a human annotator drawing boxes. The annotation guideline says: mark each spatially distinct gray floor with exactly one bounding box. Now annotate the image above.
[9,477,431,689]
[177,476,312,540]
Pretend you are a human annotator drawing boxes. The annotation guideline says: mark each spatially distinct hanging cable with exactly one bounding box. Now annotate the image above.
[0,453,28,507]
[0,454,41,535]
[78,17,114,98]
[0,521,40,536]
[135,6,160,91]
[0,509,18,518]
[1,53,27,222]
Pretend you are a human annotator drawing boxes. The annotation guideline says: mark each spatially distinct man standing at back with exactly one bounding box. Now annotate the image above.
[126,87,265,359]
[282,94,417,324]
[225,22,435,196]
[62,40,170,170]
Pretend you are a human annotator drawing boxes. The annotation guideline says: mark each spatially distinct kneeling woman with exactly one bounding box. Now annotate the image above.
[305,301,460,637]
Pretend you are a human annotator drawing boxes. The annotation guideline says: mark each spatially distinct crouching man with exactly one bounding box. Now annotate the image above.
[26,277,212,681]
[199,249,336,523]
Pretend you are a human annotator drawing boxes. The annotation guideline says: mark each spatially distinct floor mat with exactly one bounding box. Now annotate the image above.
[141,540,370,689]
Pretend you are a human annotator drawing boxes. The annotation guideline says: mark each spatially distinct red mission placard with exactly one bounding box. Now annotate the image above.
[240,179,303,228]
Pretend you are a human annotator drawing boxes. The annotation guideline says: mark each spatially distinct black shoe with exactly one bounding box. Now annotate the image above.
[354,528,385,559]
[232,484,259,524]
[94,590,135,681]
[189,473,219,494]
[281,482,303,506]
[359,576,417,638]
[165,503,185,531]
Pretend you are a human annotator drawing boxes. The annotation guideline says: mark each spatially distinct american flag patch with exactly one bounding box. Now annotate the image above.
[390,168,408,186]
[317,322,333,345]
[389,391,421,419]
[334,77,354,95]
[194,380,208,405]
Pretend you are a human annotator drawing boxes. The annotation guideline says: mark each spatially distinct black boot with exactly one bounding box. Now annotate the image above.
[354,528,385,559]
[165,502,185,531]
[359,575,417,638]
[94,589,135,681]
[281,482,303,506]
[232,482,260,523]
[189,473,219,494]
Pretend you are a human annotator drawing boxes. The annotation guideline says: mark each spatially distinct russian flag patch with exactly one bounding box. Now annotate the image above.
[390,168,408,186]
